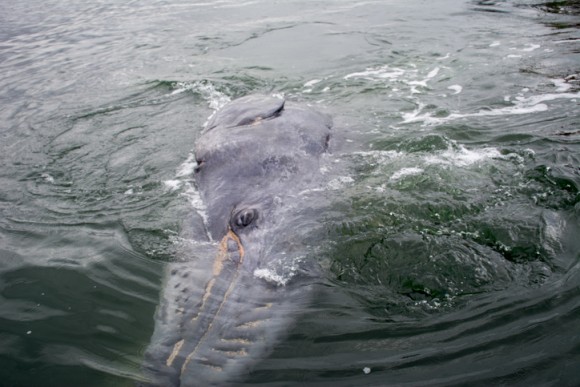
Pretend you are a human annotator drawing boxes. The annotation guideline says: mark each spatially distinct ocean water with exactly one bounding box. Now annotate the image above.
[1,0,579,385]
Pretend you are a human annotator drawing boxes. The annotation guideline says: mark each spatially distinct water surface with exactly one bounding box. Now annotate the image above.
[1,0,579,385]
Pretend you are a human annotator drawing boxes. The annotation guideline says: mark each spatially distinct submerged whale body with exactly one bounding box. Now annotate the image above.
[142,95,332,386]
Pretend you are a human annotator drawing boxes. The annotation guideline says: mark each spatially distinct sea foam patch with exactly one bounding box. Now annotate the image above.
[402,90,580,126]
[254,254,305,286]
[425,145,501,167]
[170,81,231,111]
[162,153,197,192]
[303,79,321,93]
[447,85,463,95]
[162,152,211,239]
[390,167,424,181]
[344,65,406,81]
[170,80,231,128]
[522,44,541,52]
[254,268,289,286]
[553,78,572,92]
[408,67,440,89]
[342,62,450,101]
[163,180,182,191]
[176,153,197,178]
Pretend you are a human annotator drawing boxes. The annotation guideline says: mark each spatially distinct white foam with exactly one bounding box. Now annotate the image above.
[303,80,320,93]
[448,85,463,95]
[427,67,440,79]
[522,44,540,52]
[304,79,321,87]
[408,68,440,94]
[401,102,428,124]
[553,78,572,92]
[343,64,446,98]
[326,176,355,190]
[390,167,424,181]
[163,180,182,191]
[253,268,289,286]
[554,38,580,44]
[521,92,580,106]
[162,152,211,239]
[182,182,203,210]
[344,65,406,81]
[425,145,501,167]
[402,90,580,126]
[161,153,197,193]
[271,92,285,100]
[41,173,54,184]
[489,41,501,47]
[182,181,210,239]
[171,80,231,114]
[176,153,197,178]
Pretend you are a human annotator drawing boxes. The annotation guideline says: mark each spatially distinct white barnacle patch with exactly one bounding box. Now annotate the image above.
[166,339,184,367]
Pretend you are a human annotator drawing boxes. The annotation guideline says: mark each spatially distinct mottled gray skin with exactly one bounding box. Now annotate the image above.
[142,95,331,386]
[195,95,330,248]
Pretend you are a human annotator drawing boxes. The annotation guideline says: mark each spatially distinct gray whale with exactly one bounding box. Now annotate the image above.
[142,95,332,386]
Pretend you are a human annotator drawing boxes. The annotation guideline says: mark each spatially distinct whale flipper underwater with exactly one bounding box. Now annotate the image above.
[142,95,332,386]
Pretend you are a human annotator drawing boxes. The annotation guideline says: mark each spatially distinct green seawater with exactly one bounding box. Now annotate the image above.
[0,1,579,385]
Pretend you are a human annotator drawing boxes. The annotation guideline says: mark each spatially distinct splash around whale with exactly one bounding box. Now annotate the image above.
[141,95,332,386]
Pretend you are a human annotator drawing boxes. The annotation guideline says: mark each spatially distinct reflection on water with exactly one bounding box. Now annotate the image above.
[0,0,579,385]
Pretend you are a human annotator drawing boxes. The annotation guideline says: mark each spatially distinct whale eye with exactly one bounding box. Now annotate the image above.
[232,208,258,230]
